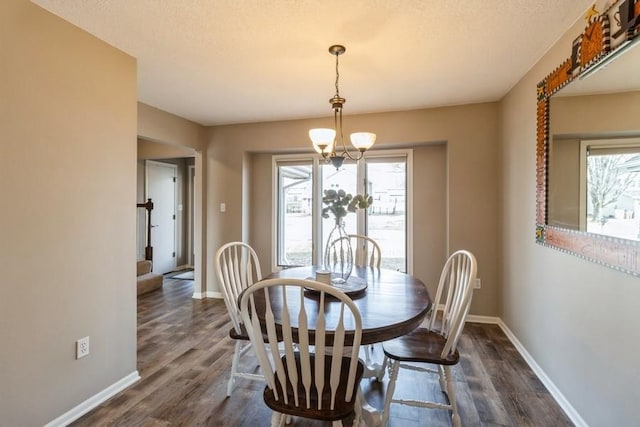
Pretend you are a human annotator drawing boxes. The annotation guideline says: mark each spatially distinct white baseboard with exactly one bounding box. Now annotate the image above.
[44,371,140,427]
[466,314,500,324]
[192,291,223,300]
[204,291,223,299]
[494,320,588,427]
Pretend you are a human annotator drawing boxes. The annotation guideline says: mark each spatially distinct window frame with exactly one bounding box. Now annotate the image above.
[579,137,640,231]
[271,150,413,273]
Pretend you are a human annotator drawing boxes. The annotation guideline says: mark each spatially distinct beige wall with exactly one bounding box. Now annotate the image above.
[138,102,207,152]
[413,144,448,296]
[501,14,640,427]
[0,1,137,425]
[551,91,640,135]
[548,137,580,228]
[138,137,196,159]
[248,153,275,271]
[208,103,500,316]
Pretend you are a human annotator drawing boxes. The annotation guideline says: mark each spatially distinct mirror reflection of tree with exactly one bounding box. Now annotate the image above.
[587,153,640,239]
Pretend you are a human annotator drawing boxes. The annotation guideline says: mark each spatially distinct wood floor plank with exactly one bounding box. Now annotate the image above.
[70,277,574,426]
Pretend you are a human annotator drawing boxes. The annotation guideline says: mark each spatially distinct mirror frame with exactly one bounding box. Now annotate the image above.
[536,1,640,276]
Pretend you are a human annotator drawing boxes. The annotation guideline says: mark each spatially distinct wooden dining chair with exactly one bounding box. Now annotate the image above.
[239,278,366,427]
[349,234,381,268]
[215,241,264,397]
[381,250,477,427]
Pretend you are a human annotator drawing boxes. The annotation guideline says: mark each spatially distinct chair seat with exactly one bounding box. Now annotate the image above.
[230,324,283,343]
[229,325,250,341]
[263,352,365,421]
[382,327,459,365]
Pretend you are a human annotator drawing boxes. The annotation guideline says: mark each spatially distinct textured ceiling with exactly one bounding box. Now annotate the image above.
[33,0,592,126]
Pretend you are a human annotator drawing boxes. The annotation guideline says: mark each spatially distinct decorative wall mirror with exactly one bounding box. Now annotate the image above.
[537,0,640,275]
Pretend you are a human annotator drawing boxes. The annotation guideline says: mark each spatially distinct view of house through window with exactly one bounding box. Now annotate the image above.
[366,159,407,271]
[277,161,313,266]
[275,153,410,271]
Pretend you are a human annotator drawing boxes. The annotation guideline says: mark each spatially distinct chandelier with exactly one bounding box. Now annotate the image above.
[309,45,376,169]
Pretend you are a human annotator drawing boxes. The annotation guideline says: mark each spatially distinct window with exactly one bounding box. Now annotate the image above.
[321,163,358,245]
[273,151,412,272]
[366,157,408,271]
[580,139,640,240]
[276,160,313,266]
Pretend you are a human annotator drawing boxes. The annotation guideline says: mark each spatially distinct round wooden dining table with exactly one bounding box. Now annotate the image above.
[264,265,432,346]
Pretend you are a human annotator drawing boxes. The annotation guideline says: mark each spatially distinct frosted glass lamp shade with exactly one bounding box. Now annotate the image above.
[350,132,376,151]
[309,128,336,154]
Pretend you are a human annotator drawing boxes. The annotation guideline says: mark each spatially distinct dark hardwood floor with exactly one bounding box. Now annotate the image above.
[71,276,573,426]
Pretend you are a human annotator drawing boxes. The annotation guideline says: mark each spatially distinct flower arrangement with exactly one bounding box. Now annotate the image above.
[321,188,373,223]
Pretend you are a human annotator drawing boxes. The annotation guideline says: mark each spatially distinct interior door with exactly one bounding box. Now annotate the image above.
[146,161,177,274]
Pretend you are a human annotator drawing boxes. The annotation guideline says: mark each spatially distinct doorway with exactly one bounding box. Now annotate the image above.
[137,138,202,296]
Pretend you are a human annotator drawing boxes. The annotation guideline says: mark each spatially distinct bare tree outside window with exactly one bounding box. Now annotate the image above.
[587,154,635,223]
[585,153,640,241]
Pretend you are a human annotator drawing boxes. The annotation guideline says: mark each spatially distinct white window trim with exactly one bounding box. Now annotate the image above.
[358,149,414,274]
[271,154,317,271]
[271,150,414,274]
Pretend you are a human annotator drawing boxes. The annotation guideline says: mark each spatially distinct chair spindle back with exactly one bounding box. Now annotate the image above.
[427,250,477,357]
[240,278,363,411]
[215,242,262,334]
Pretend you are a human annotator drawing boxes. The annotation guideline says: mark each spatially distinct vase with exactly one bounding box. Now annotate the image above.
[324,219,353,284]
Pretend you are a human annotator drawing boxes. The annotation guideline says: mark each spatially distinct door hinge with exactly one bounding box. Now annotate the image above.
[172,252,176,258]
[173,214,176,220]
[173,177,176,183]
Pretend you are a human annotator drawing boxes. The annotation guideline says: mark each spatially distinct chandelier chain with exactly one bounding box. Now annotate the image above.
[334,51,340,97]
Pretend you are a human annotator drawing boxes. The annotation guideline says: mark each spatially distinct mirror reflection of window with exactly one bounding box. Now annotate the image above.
[584,141,640,240]
[546,37,640,243]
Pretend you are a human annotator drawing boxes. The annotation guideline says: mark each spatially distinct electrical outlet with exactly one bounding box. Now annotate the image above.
[474,278,481,289]
[76,336,90,359]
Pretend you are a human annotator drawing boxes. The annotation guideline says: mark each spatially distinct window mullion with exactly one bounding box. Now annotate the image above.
[313,158,323,265]
[357,158,366,235]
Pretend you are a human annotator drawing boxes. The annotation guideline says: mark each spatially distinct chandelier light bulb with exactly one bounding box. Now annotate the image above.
[309,128,336,154]
[350,132,376,151]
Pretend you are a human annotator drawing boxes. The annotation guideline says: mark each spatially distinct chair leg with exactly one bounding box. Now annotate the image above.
[227,340,242,397]
[444,365,461,427]
[438,364,447,394]
[380,355,388,379]
[270,411,285,427]
[381,359,400,426]
[331,421,343,427]
[355,386,381,427]
[367,343,388,382]
[364,344,373,366]
[353,396,363,427]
